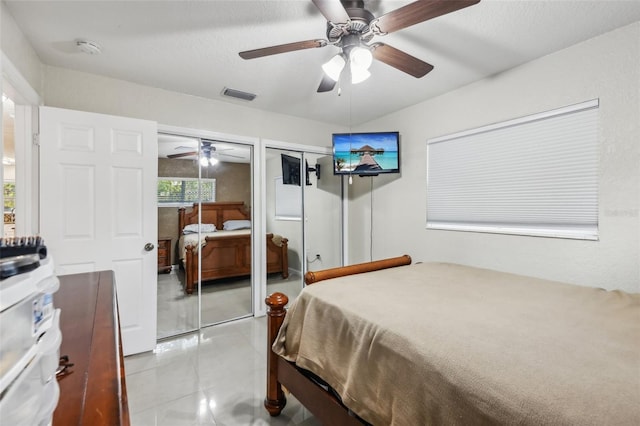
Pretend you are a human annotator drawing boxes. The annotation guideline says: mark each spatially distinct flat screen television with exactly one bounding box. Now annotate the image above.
[332,131,400,176]
[281,154,301,186]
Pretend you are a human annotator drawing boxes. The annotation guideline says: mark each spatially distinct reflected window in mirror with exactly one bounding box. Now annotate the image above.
[157,177,216,207]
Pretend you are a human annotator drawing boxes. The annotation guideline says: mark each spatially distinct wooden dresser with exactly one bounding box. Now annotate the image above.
[53,271,129,426]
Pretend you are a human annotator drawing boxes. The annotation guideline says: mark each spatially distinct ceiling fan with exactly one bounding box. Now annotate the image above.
[167,140,244,165]
[239,0,480,92]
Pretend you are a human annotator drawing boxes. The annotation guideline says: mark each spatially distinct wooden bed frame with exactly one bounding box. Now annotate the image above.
[264,255,412,425]
[178,202,289,295]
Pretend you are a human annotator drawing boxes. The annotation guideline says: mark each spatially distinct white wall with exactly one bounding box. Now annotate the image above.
[1,2,43,96]
[303,152,343,272]
[347,22,640,293]
[43,66,341,147]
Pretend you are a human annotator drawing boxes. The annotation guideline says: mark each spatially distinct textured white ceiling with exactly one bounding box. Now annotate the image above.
[6,0,640,126]
[158,133,252,162]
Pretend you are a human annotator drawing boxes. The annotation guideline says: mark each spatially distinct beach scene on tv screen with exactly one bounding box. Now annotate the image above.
[334,132,399,173]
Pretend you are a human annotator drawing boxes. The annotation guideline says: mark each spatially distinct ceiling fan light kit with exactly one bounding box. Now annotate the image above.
[238,0,481,93]
[322,54,346,81]
[199,156,219,167]
[349,45,373,83]
[350,46,373,70]
[350,65,371,84]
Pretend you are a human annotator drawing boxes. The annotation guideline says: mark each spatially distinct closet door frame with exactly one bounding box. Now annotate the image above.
[157,128,340,319]
[2,52,42,237]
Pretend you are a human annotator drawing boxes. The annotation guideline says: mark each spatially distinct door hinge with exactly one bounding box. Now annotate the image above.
[32,134,40,146]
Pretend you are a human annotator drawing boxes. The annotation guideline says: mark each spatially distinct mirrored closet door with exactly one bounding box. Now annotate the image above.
[157,134,253,339]
[264,149,305,300]
[199,141,253,327]
[264,148,343,304]
[157,134,200,338]
[156,138,341,339]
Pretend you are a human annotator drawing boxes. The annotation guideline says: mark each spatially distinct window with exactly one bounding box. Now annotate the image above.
[157,178,216,206]
[3,181,16,222]
[426,99,599,240]
[274,176,302,220]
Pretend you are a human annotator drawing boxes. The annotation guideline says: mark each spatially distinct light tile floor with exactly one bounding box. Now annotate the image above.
[127,270,312,425]
[125,316,320,426]
[157,268,304,339]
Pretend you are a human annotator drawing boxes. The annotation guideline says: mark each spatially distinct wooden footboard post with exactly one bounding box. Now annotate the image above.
[265,292,288,416]
[185,245,196,294]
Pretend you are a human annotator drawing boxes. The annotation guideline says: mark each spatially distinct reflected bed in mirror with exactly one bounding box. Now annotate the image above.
[177,202,289,294]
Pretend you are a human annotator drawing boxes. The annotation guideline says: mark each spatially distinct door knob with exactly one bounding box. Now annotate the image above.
[144,243,155,252]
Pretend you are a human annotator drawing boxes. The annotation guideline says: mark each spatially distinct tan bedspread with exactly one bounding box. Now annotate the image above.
[179,230,285,261]
[178,230,249,260]
[273,262,640,425]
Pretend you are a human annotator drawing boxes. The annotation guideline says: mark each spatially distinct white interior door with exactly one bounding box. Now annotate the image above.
[39,106,157,355]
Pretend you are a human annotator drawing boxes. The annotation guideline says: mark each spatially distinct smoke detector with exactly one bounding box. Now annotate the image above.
[76,40,102,55]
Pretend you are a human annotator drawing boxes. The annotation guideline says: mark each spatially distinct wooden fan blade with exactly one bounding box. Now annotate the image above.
[374,0,480,34]
[312,0,350,24]
[371,43,434,78]
[239,39,326,60]
[317,74,337,92]
[167,151,197,159]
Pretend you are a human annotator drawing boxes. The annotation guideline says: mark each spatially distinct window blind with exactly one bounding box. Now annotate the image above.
[426,99,599,240]
[275,176,302,220]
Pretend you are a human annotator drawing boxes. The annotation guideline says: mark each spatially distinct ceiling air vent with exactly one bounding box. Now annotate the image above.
[222,87,256,101]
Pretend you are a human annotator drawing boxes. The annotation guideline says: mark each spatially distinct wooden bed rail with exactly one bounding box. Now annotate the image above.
[265,255,412,421]
[304,254,412,285]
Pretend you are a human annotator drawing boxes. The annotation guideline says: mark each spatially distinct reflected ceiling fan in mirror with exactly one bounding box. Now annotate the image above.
[167,140,244,166]
[239,0,480,92]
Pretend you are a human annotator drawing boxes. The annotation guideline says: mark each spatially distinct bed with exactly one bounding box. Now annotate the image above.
[178,202,288,295]
[265,256,640,425]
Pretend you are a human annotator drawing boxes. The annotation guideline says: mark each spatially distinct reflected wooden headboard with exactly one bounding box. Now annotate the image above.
[178,202,250,233]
